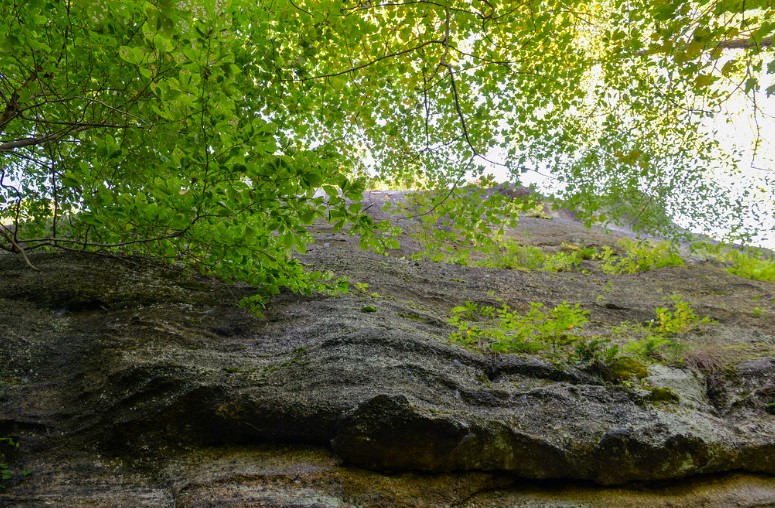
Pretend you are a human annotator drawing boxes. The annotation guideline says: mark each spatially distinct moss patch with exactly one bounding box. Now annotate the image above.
[645,386,680,404]
[608,357,649,382]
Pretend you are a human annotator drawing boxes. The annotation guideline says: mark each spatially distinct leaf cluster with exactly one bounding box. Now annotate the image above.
[616,295,715,362]
[448,299,590,354]
[0,437,30,490]
[399,180,522,264]
[0,0,399,301]
[599,238,684,274]
[1,0,772,303]
[694,243,775,282]
[447,293,715,380]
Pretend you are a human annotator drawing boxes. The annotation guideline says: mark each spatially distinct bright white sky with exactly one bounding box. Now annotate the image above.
[696,88,775,249]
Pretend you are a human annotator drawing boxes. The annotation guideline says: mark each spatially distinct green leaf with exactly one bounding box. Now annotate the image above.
[694,74,714,89]
[721,60,737,76]
[60,176,80,188]
[118,45,145,65]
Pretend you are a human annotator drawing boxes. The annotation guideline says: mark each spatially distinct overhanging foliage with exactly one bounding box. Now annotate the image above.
[1,0,773,298]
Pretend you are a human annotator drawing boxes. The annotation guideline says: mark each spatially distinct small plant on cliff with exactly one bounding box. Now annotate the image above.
[448,299,589,354]
[573,338,620,365]
[617,294,715,362]
[652,294,713,335]
[600,238,684,274]
[724,249,775,282]
[474,239,545,270]
[541,251,585,272]
[474,240,595,273]
[0,437,30,490]
[622,334,674,360]
[692,242,775,282]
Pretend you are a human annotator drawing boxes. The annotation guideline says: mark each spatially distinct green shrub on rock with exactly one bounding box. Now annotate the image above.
[448,299,589,354]
[600,238,684,274]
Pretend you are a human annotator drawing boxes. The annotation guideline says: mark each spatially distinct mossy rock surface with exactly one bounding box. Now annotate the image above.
[609,357,649,382]
[645,387,681,403]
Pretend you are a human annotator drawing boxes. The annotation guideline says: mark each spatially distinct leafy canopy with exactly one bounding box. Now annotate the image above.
[1,0,773,299]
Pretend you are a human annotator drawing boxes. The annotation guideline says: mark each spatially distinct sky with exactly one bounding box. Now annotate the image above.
[695,87,775,249]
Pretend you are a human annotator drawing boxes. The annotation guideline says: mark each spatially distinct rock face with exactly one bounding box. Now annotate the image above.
[1,209,775,505]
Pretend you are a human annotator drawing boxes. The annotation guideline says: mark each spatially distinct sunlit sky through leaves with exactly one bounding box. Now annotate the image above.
[485,72,775,250]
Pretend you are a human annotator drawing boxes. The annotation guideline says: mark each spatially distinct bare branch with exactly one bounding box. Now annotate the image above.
[288,0,313,16]
[716,36,772,50]
[0,225,40,271]
[0,125,89,151]
[0,134,60,151]
[18,230,187,250]
[443,66,476,156]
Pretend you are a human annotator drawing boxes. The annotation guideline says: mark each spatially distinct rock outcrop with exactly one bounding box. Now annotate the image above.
[1,206,775,506]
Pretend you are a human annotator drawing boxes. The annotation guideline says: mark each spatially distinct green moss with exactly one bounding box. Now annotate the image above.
[609,357,648,381]
[361,305,378,313]
[645,387,680,404]
[398,312,435,324]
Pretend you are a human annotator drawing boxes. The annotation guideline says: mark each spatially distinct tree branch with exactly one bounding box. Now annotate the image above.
[0,125,88,151]
[716,36,772,50]
[638,36,773,56]
[342,0,482,18]
[0,134,60,151]
[0,225,39,271]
